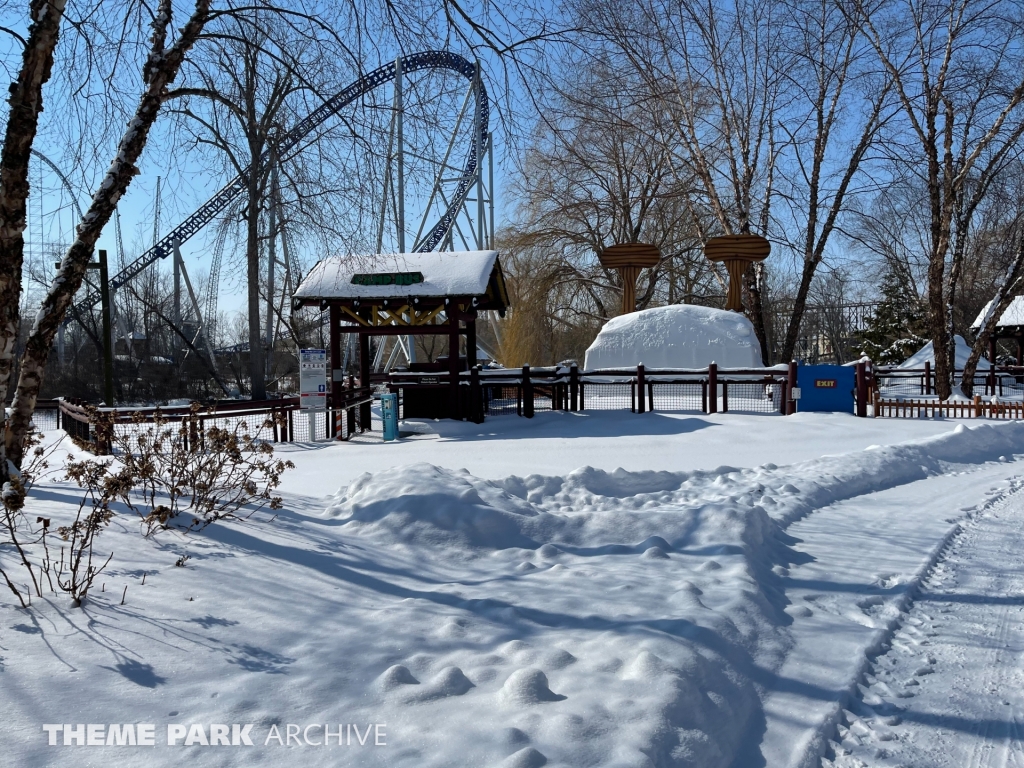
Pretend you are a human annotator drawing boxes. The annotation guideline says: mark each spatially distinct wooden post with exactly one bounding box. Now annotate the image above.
[346,374,356,437]
[522,365,534,418]
[779,378,787,414]
[448,319,461,419]
[569,364,579,411]
[701,380,707,413]
[470,364,483,423]
[329,304,342,437]
[637,364,646,414]
[359,332,371,430]
[986,336,997,395]
[648,381,654,412]
[722,381,729,413]
[855,361,868,417]
[974,394,982,418]
[708,363,718,414]
[924,360,931,395]
[787,360,798,415]
[466,316,477,369]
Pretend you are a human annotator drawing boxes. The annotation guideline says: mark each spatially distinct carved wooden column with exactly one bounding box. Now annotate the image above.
[703,234,771,312]
[598,243,661,315]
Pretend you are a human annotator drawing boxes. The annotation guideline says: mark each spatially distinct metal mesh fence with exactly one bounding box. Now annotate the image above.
[483,385,521,416]
[579,381,634,411]
[875,374,929,397]
[288,409,333,441]
[32,408,59,432]
[722,381,784,414]
[531,385,556,412]
[649,382,705,412]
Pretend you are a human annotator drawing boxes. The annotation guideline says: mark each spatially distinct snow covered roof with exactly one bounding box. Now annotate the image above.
[293,250,507,306]
[584,304,764,370]
[971,296,1024,329]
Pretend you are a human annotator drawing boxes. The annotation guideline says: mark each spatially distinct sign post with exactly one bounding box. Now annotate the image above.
[300,348,327,440]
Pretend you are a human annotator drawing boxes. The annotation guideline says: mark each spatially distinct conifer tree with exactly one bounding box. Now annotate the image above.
[855,269,927,364]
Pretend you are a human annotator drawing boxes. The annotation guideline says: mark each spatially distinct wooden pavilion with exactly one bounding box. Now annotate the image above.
[293,250,509,426]
[971,296,1024,366]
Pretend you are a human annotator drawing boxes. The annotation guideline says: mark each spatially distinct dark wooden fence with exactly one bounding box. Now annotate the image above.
[389,363,803,422]
[58,385,374,455]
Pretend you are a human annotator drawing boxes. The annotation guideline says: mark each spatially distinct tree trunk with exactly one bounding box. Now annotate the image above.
[0,0,67,482]
[5,0,211,469]
[246,167,266,400]
[927,249,952,400]
[744,262,771,365]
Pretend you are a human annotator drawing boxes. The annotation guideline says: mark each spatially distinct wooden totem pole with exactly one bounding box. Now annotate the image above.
[598,243,661,315]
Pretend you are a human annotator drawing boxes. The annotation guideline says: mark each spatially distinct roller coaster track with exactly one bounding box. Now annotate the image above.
[72,50,488,316]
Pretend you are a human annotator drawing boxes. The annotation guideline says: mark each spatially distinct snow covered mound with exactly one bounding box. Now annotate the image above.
[899,334,990,369]
[326,463,544,549]
[323,461,794,766]
[584,304,763,369]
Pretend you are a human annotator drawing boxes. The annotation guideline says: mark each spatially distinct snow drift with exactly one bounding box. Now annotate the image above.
[583,304,763,370]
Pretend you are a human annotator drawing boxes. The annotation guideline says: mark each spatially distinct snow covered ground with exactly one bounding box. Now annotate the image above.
[2,411,1024,767]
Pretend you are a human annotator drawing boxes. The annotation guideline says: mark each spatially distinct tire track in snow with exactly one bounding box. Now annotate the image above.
[823,476,1024,768]
[757,460,1024,768]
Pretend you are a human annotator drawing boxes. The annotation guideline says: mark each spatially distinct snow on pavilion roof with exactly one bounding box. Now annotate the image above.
[294,250,501,302]
[971,295,1024,329]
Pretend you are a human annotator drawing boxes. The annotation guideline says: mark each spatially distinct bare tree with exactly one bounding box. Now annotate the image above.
[851,0,1024,398]
[775,0,893,364]
[506,54,711,334]
[573,0,786,361]
[6,0,214,473]
[0,0,66,479]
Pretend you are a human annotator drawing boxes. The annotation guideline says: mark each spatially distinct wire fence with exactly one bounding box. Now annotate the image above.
[723,381,785,413]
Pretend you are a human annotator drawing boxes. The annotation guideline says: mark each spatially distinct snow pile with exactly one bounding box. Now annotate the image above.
[898,334,990,369]
[584,304,763,370]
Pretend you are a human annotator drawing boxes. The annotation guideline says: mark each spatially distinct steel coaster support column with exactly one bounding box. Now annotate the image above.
[475,62,485,250]
[172,249,181,332]
[488,133,495,249]
[98,250,114,406]
[396,57,405,254]
[173,240,230,396]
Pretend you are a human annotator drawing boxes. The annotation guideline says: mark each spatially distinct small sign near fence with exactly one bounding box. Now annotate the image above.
[299,349,327,410]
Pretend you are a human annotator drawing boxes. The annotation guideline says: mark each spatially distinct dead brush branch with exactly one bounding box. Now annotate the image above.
[111,404,294,536]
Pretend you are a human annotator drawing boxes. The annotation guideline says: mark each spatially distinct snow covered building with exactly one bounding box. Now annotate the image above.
[293,250,509,422]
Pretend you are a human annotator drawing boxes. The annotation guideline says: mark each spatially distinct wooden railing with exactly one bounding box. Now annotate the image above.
[58,387,375,455]
[389,362,800,421]
[873,393,1024,419]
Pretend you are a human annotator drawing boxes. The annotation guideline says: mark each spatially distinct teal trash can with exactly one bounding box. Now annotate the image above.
[381,393,399,441]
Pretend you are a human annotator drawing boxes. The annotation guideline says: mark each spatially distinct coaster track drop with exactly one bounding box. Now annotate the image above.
[71,50,489,316]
